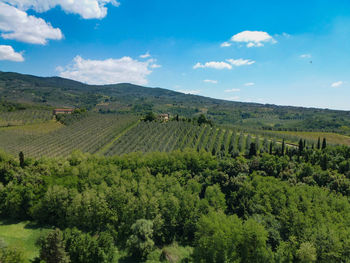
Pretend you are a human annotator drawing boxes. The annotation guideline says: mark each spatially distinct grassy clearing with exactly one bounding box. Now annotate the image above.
[275,131,350,146]
[0,120,63,134]
[0,220,50,262]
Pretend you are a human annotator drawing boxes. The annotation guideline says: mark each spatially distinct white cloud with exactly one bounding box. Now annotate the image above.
[231,30,276,47]
[300,54,311,58]
[244,82,255,86]
[220,41,231,47]
[204,79,218,84]
[224,88,240,93]
[226,58,255,66]
[331,81,344,88]
[4,0,120,19]
[0,45,24,62]
[140,52,151,59]
[193,61,232,70]
[194,58,254,70]
[226,96,240,101]
[0,2,63,44]
[176,89,200,95]
[57,55,160,85]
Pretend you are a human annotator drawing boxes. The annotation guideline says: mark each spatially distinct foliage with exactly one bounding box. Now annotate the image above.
[126,219,155,260]
[36,229,70,263]
[0,147,350,261]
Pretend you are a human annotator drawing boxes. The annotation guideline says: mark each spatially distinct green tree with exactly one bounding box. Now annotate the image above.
[322,138,327,149]
[144,112,157,122]
[297,242,317,263]
[36,229,70,263]
[127,219,155,260]
[193,211,243,263]
[299,139,304,154]
[63,228,114,263]
[239,218,272,263]
[281,139,285,156]
[0,243,25,263]
[249,142,257,157]
[19,151,24,168]
[317,137,321,150]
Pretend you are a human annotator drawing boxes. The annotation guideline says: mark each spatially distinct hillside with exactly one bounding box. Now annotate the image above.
[1,71,350,134]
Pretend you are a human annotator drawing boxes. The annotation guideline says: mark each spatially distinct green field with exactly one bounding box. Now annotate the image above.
[273,131,350,146]
[0,221,50,262]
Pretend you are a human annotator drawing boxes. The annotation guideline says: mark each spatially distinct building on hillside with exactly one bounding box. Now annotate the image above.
[158,113,170,122]
[53,109,74,115]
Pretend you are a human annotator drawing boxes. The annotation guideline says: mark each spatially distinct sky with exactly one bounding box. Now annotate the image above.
[0,0,350,110]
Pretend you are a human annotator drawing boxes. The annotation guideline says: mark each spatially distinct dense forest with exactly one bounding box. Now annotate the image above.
[1,142,350,262]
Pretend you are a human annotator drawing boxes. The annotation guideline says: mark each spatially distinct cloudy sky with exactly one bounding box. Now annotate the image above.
[0,0,350,110]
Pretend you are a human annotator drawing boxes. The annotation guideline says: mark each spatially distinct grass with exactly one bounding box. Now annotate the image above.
[0,120,63,134]
[0,220,50,262]
[275,131,350,146]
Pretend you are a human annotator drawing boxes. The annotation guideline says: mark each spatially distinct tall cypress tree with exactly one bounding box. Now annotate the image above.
[281,139,285,156]
[249,142,257,157]
[269,142,273,155]
[322,138,327,149]
[298,139,304,154]
[317,137,321,150]
[19,151,24,168]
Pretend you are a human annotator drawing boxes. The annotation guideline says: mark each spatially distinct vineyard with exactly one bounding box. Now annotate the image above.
[105,121,273,156]
[0,109,53,127]
[0,114,138,158]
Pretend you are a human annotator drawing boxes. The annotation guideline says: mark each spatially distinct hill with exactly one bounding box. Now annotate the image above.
[1,71,350,134]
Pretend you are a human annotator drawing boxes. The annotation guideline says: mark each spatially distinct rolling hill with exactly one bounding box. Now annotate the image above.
[1,71,350,134]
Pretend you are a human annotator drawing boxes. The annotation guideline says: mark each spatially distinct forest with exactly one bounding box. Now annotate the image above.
[1,142,350,262]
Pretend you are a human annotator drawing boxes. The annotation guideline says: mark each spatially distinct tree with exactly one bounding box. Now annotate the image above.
[63,228,114,263]
[240,218,272,263]
[126,219,154,260]
[193,212,243,263]
[19,151,24,168]
[281,139,285,156]
[269,141,273,155]
[0,242,25,263]
[36,229,70,263]
[249,142,257,157]
[297,242,317,263]
[317,137,321,150]
[299,139,304,154]
[322,138,327,149]
[144,112,156,122]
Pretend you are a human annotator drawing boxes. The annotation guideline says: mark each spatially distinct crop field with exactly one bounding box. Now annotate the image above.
[0,109,53,127]
[105,121,270,156]
[0,114,138,158]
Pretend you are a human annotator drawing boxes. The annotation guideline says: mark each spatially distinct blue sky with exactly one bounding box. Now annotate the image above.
[0,0,350,110]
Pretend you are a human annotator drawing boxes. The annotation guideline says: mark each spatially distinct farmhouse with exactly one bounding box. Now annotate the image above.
[158,113,170,121]
[53,108,74,115]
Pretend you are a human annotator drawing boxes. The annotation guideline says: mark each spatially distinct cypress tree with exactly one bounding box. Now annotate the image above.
[298,139,304,154]
[249,142,257,157]
[322,138,327,149]
[317,137,321,149]
[19,151,24,168]
[281,139,285,156]
[269,142,273,155]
